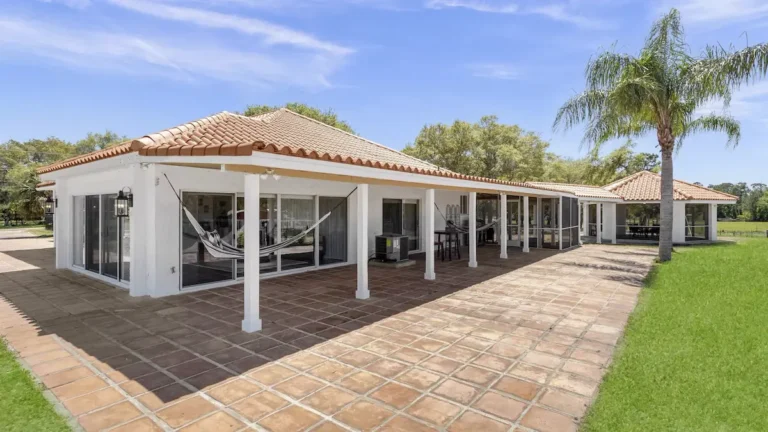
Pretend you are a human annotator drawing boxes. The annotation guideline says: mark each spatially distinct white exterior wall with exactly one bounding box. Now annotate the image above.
[603,202,617,244]
[672,201,687,243]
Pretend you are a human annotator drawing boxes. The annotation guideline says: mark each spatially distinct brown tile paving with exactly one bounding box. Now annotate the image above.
[110,416,165,432]
[448,411,509,432]
[179,411,246,432]
[0,240,654,432]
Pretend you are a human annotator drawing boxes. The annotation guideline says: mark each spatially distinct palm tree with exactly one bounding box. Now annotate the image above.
[553,8,768,261]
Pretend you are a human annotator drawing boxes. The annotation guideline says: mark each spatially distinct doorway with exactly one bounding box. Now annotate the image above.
[382,198,421,252]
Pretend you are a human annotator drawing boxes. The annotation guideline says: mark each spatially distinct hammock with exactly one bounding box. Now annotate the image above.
[435,203,497,233]
[166,174,354,260]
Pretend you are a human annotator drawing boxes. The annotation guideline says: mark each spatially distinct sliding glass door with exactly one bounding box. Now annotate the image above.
[382,198,420,252]
[183,191,349,290]
[72,194,130,283]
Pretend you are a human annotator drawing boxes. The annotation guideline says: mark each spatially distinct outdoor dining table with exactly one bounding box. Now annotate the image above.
[434,229,461,261]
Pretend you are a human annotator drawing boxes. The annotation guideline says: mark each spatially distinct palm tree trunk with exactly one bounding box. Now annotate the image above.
[659,143,674,262]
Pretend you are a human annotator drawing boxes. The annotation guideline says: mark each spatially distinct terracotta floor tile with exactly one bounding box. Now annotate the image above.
[406,396,461,427]
[179,411,246,432]
[522,351,565,370]
[207,378,262,405]
[338,371,385,394]
[25,348,71,366]
[487,341,525,359]
[453,365,500,387]
[410,338,448,353]
[521,406,578,432]
[249,364,297,386]
[231,391,289,421]
[64,387,124,416]
[137,383,194,411]
[259,405,323,432]
[448,411,509,432]
[110,416,165,432]
[508,363,551,384]
[78,401,142,432]
[167,358,217,380]
[493,376,540,401]
[184,367,235,390]
[432,379,480,405]
[395,368,442,390]
[439,345,480,362]
[284,352,327,371]
[334,401,394,431]
[471,353,513,372]
[391,347,430,364]
[365,359,410,378]
[32,356,81,376]
[420,356,461,375]
[156,396,217,428]
[303,386,357,414]
[42,366,94,388]
[472,392,526,422]
[308,361,354,382]
[337,349,381,368]
[273,375,325,399]
[120,372,176,397]
[550,372,598,397]
[379,415,438,432]
[51,376,108,400]
[371,382,421,409]
[538,389,590,418]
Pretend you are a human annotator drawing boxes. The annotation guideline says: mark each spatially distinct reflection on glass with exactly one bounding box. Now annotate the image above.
[182,193,235,287]
[121,212,130,282]
[102,194,119,279]
[382,199,402,234]
[280,196,315,271]
[507,198,520,242]
[260,196,278,274]
[685,204,709,240]
[85,195,100,273]
[319,196,347,265]
[403,201,419,251]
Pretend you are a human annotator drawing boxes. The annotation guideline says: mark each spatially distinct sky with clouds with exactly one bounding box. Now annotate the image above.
[2,0,768,185]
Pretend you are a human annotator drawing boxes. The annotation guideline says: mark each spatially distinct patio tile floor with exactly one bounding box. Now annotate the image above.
[0,238,655,431]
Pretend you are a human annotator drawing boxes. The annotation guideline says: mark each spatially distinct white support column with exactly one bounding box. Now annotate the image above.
[468,192,477,268]
[536,197,542,248]
[55,179,69,269]
[596,203,603,244]
[242,173,262,333]
[499,193,508,259]
[523,196,530,253]
[709,204,718,241]
[558,197,564,250]
[129,163,147,297]
[424,189,436,280]
[356,184,370,299]
[581,202,588,237]
[605,203,617,244]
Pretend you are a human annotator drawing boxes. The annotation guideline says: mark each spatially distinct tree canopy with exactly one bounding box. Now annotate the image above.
[243,102,355,134]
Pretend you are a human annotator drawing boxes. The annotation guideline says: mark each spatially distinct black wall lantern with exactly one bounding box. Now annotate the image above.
[44,196,57,215]
[115,187,133,217]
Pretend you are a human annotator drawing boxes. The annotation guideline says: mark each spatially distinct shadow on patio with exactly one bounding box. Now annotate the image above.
[0,240,654,431]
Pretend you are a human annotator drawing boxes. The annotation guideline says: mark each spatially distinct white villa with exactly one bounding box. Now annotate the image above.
[36,109,737,333]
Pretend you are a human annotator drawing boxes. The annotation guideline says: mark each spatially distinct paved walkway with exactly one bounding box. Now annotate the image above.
[0,238,655,432]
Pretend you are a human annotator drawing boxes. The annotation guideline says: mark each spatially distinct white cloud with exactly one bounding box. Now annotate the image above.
[467,63,521,80]
[697,81,768,122]
[666,0,768,24]
[0,16,345,88]
[426,0,518,13]
[426,0,610,29]
[106,0,353,55]
[38,0,92,8]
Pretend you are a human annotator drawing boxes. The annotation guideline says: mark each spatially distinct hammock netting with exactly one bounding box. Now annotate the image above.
[166,174,351,260]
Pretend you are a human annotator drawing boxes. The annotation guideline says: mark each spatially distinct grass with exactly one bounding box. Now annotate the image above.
[0,223,46,230]
[0,339,71,432]
[718,221,768,232]
[26,226,54,237]
[582,240,768,432]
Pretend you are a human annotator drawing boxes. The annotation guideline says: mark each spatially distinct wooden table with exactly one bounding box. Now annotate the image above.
[434,230,461,261]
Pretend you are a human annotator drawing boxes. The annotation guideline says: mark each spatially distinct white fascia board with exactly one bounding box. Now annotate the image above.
[578,197,623,203]
[35,185,56,191]
[141,153,566,197]
[621,199,737,205]
[39,153,140,181]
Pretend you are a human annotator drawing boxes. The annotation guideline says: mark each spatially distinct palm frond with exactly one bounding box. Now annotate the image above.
[644,8,690,71]
[552,90,609,132]
[678,113,741,149]
[586,49,637,89]
[689,43,768,90]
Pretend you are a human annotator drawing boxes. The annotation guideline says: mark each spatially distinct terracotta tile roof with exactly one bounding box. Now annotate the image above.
[35,180,55,189]
[37,141,135,174]
[526,182,621,199]
[604,171,738,201]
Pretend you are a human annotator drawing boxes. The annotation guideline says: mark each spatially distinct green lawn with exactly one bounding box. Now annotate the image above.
[26,226,54,237]
[582,240,768,432]
[0,340,70,431]
[0,223,46,230]
[718,221,768,232]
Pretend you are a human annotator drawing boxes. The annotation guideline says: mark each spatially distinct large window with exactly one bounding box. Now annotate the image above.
[686,204,709,241]
[617,204,660,240]
[184,192,349,289]
[72,194,130,283]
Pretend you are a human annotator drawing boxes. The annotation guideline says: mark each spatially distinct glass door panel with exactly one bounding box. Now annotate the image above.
[528,201,538,248]
[85,195,100,273]
[507,198,520,244]
[319,196,348,265]
[181,193,235,288]
[101,194,119,279]
[73,196,85,268]
[382,199,402,235]
[120,214,130,282]
[280,196,315,271]
[260,196,278,274]
[403,200,419,251]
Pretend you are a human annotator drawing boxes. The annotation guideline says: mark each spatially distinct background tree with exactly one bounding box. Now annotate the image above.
[553,8,768,261]
[243,102,355,134]
[74,131,127,154]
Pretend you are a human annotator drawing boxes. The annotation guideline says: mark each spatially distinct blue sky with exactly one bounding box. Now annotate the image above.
[1,0,767,185]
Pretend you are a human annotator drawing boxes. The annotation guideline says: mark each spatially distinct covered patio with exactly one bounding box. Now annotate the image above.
[0,238,655,431]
